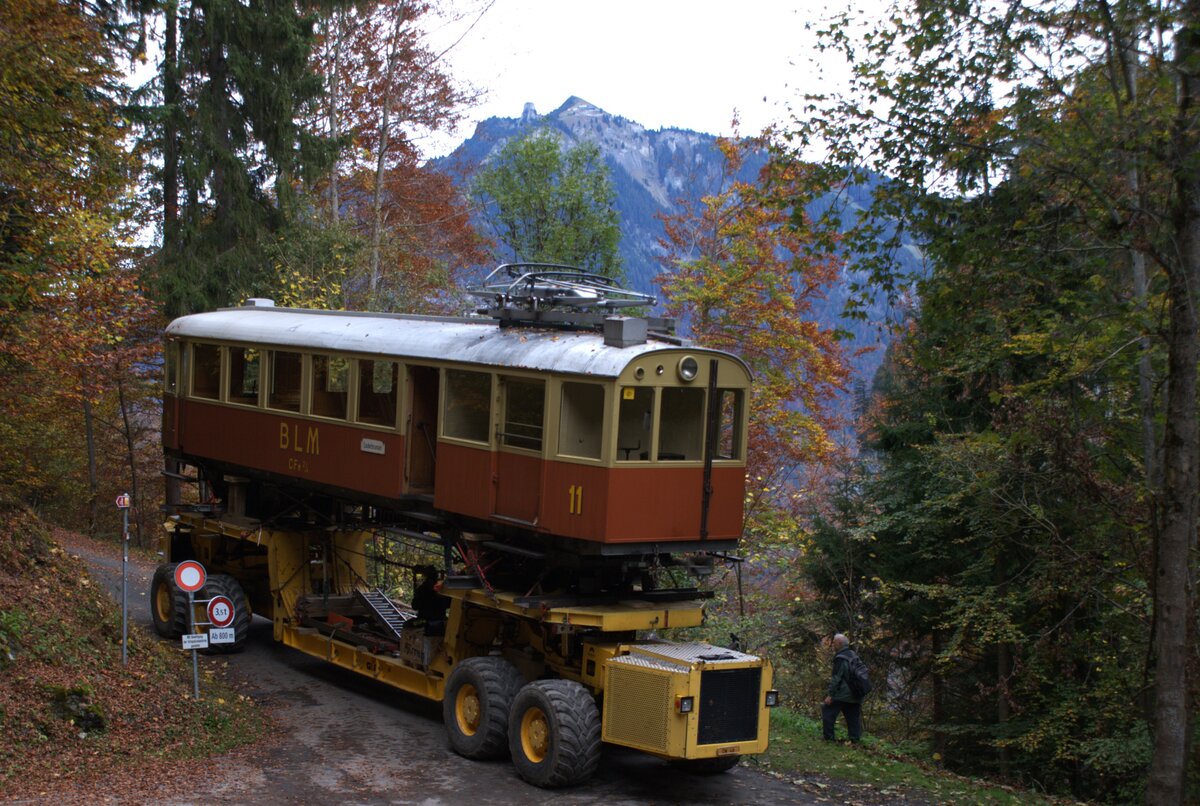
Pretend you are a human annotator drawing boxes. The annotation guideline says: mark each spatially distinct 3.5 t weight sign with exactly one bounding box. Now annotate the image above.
[207,595,235,628]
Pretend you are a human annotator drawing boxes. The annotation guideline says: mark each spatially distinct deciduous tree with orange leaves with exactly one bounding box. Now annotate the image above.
[658,135,848,543]
[309,0,486,311]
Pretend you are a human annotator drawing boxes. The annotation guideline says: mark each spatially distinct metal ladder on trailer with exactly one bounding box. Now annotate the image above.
[355,590,412,641]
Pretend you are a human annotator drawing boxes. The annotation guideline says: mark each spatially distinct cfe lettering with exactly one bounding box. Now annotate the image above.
[279,422,320,457]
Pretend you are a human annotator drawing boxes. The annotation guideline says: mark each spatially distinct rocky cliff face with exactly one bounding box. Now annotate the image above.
[433,96,906,392]
[435,96,761,294]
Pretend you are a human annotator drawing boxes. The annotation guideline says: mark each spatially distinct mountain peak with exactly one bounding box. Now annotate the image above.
[555,95,600,114]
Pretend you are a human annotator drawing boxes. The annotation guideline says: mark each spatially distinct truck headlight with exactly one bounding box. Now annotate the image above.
[677,696,695,713]
[765,690,780,707]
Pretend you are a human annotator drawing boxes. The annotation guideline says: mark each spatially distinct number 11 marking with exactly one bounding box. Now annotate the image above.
[568,485,584,515]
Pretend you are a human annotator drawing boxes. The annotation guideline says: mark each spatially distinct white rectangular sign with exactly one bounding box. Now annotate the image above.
[209,628,236,644]
[360,438,386,455]
[182,633,209,650]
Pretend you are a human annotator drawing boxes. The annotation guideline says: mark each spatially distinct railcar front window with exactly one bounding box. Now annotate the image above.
[191,343,221,400]
[444,370,491,443]
[502,378,545,452]
[312,355,348,420]
[558,382,603,460]
[356,360,398,427]
[616,386,654,461]
[658,387,704,461]
[267,351,303,413]
[229,348,260,406]
[717,389,744,460]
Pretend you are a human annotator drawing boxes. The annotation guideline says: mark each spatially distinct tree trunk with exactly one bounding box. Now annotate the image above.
[163,0,180,252]
[995,556,1010,779]
[931,629,946,765]
[83,398,98,536]
[1147,8,1200,801]
[326,11,342,225]
[116,375,142,545]
[368,37,396,303]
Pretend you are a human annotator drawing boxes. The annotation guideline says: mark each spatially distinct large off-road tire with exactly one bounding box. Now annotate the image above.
[150,563,188,638]
[508,680,601,788]
[200,573,252,654]
[443,656,524,760]
[671,754,741,774]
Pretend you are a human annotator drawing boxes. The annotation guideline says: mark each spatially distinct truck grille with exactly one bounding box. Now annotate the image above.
[697,667,761,744]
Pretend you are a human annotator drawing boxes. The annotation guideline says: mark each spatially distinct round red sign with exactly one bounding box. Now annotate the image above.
[207,595,235,628]
[174,560,206,593]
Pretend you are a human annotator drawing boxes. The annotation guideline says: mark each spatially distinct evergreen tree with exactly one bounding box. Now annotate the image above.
[804,164,1156,801]
[790,4,1200,799]
[154,0,340,315]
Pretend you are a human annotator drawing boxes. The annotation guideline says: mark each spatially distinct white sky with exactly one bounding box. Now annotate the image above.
[421,0,861,158]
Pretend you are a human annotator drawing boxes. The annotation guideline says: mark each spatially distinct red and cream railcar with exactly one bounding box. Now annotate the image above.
[162,302,750,556]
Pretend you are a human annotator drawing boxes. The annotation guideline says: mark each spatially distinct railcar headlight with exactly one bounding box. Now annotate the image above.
[677,356,699,382]
[765,690,780,707]
[677,696,695,713]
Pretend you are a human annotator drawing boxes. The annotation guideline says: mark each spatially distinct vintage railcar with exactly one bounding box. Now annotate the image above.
[162,295,750,582]
[154,270,778,787]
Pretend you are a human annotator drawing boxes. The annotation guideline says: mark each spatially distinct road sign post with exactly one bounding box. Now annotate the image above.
[207,595,236,645]
[116,494,131,665]
[174,561,207,699]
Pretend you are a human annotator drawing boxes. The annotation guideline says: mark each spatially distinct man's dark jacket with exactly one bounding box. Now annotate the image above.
[827,647,865,704]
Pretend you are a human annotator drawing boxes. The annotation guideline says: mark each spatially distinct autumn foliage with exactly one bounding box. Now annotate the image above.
[658,135,848,539]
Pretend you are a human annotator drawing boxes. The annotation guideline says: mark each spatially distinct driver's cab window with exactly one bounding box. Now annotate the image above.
[617,386,653,461]
[658,387,704,460]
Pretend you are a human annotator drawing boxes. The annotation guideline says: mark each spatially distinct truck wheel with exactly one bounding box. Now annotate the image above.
[150,563,187,638]
[443,656,524,759]
[672,755,741,774]
[508,680,601,788]
[200,574,252,654]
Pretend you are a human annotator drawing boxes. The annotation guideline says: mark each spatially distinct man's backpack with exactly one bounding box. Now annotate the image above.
[846,653,872,698]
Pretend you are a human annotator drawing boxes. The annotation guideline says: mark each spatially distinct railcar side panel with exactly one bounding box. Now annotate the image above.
[493,450,542,523]
[538,460,609,541]
[434,441,494,519]
[603,465,745,543]
[177,401,405,499]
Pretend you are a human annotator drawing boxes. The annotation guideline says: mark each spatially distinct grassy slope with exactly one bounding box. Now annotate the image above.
[0,498,264,801]
[749,707,1083,805]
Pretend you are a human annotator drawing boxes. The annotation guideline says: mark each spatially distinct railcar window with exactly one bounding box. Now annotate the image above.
[616,386,654,461]
[356,360,398,427]
[502,378,545,452]
[558,382,603,460]
[228,348,261,406]
[267,351,303,412]
[444,370,490,443]
[312,355,348,419]
[717,389,744,460]
[191,343,221,400]
[658,387,704,461]
[164,342,179,395]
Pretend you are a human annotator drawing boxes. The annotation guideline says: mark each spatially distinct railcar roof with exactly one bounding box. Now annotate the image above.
[166,307,750,380]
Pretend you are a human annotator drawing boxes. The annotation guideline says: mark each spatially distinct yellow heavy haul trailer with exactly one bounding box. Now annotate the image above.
[152,512,776,788]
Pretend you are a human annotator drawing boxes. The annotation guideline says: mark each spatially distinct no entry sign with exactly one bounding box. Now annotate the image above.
[174,560,206,593]
[207,595,235,628]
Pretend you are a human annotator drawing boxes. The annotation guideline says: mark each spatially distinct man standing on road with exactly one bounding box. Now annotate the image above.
[822,633,864,743]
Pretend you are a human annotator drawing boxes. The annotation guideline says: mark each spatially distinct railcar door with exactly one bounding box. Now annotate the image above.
[162,340,181,450]
[493,376,544,523]
[406,365,439,492]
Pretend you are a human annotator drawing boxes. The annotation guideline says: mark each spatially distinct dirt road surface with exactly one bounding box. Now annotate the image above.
[64,533,828,805]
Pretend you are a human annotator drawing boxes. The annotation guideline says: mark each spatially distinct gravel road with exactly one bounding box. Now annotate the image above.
[66,533,828,805]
